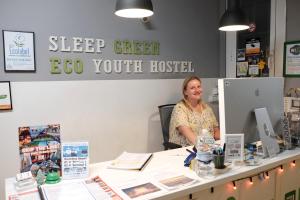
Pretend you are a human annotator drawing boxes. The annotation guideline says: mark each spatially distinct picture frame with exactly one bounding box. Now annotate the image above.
[2,30,36,72]
[237,49,246,61]
[224,134,244,162]
[283,40,300,77]
[248,65,259,76]
[0,81,13,110]
[236,61,248,77]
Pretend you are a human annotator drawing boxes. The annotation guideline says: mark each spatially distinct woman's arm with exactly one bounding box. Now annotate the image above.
[178,125,220,145]
[177,126,197,145]
[214,127,220,140]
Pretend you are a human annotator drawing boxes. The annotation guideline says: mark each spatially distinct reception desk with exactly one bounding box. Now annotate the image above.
[6,147,300,200]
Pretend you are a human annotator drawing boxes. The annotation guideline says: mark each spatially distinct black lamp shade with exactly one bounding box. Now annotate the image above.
[115,0,154,18]
[219,0,249,31]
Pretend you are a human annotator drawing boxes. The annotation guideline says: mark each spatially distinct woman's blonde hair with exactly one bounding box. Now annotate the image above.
[182,76,201,99]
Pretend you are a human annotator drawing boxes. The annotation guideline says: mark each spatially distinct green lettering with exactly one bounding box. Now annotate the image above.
[133,41,142,55]
[123,40,132,54]
[50,57,61,74]
[63,59,73,74]
[152,42,160,55]
[114,40,122,54]
[74,59,83,74]
[143,41,151,55]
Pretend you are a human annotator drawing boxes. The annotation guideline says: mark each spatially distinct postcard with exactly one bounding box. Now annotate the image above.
[122,182,161,199]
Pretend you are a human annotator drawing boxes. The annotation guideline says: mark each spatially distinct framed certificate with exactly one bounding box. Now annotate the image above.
[0,81,12,110]
[283,40,300,77]
[3,30,36,72]
[225,134,244,162]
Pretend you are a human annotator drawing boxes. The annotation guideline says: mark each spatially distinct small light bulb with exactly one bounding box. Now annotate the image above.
[279,165,284,172]
[233,181,237,190]
[291,160,296,167]
[249,177,253,185]
[265,171,270,179]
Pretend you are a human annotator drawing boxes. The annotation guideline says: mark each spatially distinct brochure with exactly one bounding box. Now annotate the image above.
[18,124,61,177]
[108,152,153,170]
[62,142,89,179]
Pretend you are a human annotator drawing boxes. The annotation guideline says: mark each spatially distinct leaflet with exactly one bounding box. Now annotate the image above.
[62,142,89,179]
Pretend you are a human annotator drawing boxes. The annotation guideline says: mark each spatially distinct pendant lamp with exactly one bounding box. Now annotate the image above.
[219,0,249,31]
[115,0,154,18]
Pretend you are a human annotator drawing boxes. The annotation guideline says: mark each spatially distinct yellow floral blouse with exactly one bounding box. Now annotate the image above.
[169,100,219,147]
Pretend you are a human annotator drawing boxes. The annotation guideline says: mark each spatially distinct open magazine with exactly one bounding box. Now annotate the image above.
[107,152,153,170]
[38,176,122,200]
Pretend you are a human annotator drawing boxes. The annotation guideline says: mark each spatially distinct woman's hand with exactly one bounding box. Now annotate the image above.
[214,127,220,140]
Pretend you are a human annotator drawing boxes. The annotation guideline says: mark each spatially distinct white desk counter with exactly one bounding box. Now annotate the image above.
[6,147,300,200]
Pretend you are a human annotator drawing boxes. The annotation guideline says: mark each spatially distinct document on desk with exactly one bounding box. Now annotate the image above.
[107,152,153,170]
[39,176,122,200]
[8,189,39,200]
[114,168,199,199]
[117,178,163,200]
[147,169,199,190]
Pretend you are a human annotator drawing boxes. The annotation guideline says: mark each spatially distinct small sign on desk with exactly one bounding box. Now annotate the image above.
[62,142,89,179]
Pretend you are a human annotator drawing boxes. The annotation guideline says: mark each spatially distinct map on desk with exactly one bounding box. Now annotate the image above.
[18,124,61,177]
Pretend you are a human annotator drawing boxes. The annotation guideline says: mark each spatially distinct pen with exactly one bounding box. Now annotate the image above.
[223,143,226,155]
[38,185,45,200]
[186,149,194,154]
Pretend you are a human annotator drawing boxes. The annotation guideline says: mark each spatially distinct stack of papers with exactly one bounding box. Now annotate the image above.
[108,152,153,170]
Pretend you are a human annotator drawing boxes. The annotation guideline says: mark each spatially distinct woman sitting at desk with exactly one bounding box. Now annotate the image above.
[169,76,220,147]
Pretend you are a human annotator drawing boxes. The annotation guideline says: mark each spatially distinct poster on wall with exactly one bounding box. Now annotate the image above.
[283,40,300,77]
[18,124,61,176]
[246,39,260,55]
[0,81,12,110]
[237,49,246,61]
[3,30,36,72]
[62,142,89,179]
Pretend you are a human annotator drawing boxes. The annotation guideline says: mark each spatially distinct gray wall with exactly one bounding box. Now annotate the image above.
[285,0,300,93]
[0,0,223,81]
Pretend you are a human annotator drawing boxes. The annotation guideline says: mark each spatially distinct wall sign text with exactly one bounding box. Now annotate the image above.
[48,36,194,75]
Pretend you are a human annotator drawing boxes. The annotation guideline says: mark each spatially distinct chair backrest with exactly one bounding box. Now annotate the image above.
[158,104,176,144]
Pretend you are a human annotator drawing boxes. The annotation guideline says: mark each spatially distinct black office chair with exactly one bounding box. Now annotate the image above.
[158,104,182,150]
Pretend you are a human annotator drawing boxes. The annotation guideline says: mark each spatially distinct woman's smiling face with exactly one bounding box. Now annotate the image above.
[184,79,202,102]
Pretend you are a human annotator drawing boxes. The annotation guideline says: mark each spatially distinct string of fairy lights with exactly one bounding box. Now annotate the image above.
[209,159,298,193]
[231,160,296,190]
